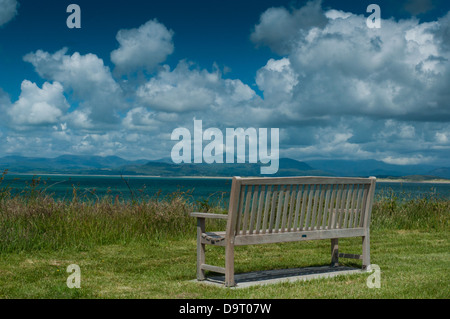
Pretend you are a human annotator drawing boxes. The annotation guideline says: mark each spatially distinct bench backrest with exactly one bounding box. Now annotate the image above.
[226,177,376,238]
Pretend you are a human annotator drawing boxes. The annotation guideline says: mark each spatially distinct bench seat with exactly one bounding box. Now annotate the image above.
[201,227,366,247]
[192,176,376,287]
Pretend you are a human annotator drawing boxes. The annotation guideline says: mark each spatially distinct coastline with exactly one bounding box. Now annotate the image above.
[5,173,449,183]
[5,173,232,180]
[376,178,450,184]
[6,173,162,178]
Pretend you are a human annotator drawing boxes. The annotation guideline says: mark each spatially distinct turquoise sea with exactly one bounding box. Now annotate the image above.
[1,174,449,205]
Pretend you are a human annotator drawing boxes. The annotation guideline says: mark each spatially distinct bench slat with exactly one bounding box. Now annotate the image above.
[327,185,337,229]
[287,185,297,232]
[241,186,252,235]
[338,184,347,228]
[351,184,359,226]
[321,185,332,230]
[299,184,309,230]
[341,185,353,228]
[359,185,369,227]
[249,186,259,235]
[268,185,278,234]
[304,185,314,230]
[281,185,292,232]
[261,186,271,234]
[347,184,358,228]
[274,186,285,233]
[314,185,326,230]
[254,186,265,234]
[353,185,363,228]
[292,186,303,231]
[332,185,340,229]
[235,186,246,235]
[310,185,320,230]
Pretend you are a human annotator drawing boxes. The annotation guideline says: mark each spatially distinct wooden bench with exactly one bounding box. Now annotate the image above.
[191,176,376,287]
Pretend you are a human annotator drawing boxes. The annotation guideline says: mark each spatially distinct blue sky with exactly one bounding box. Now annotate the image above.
[0,0,449,167]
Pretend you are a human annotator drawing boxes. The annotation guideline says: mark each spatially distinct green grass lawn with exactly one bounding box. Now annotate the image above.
[0,176,448,298]
[0,228,448,299]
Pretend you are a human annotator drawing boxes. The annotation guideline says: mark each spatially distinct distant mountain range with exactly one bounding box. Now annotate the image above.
[0,155,148,174]
[0,155,449,179]
[122,158,328,177]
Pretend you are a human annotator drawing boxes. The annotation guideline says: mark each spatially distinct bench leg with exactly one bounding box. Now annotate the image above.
[362,234,370,270]
[196,218,206,281]
[225,243,235,287]
[331,238,339,267]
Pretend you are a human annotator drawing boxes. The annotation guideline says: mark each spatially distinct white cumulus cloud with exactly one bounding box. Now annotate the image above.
[8,80,69,127]
[253,4,450,122]
[0,0,18,27]
[250,0,328,55]
[256,58,298,104]
[111,19,174,74]
[24,48,125,125]
[137,61,255,112]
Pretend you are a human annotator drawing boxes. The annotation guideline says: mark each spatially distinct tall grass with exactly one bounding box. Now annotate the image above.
[0,170,448,254]
[372,188,449,231]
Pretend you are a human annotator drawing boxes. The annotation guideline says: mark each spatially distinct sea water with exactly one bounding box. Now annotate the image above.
[2,175,449,205]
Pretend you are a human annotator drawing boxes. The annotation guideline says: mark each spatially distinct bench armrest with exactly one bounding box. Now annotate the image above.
[190,212,228,220]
